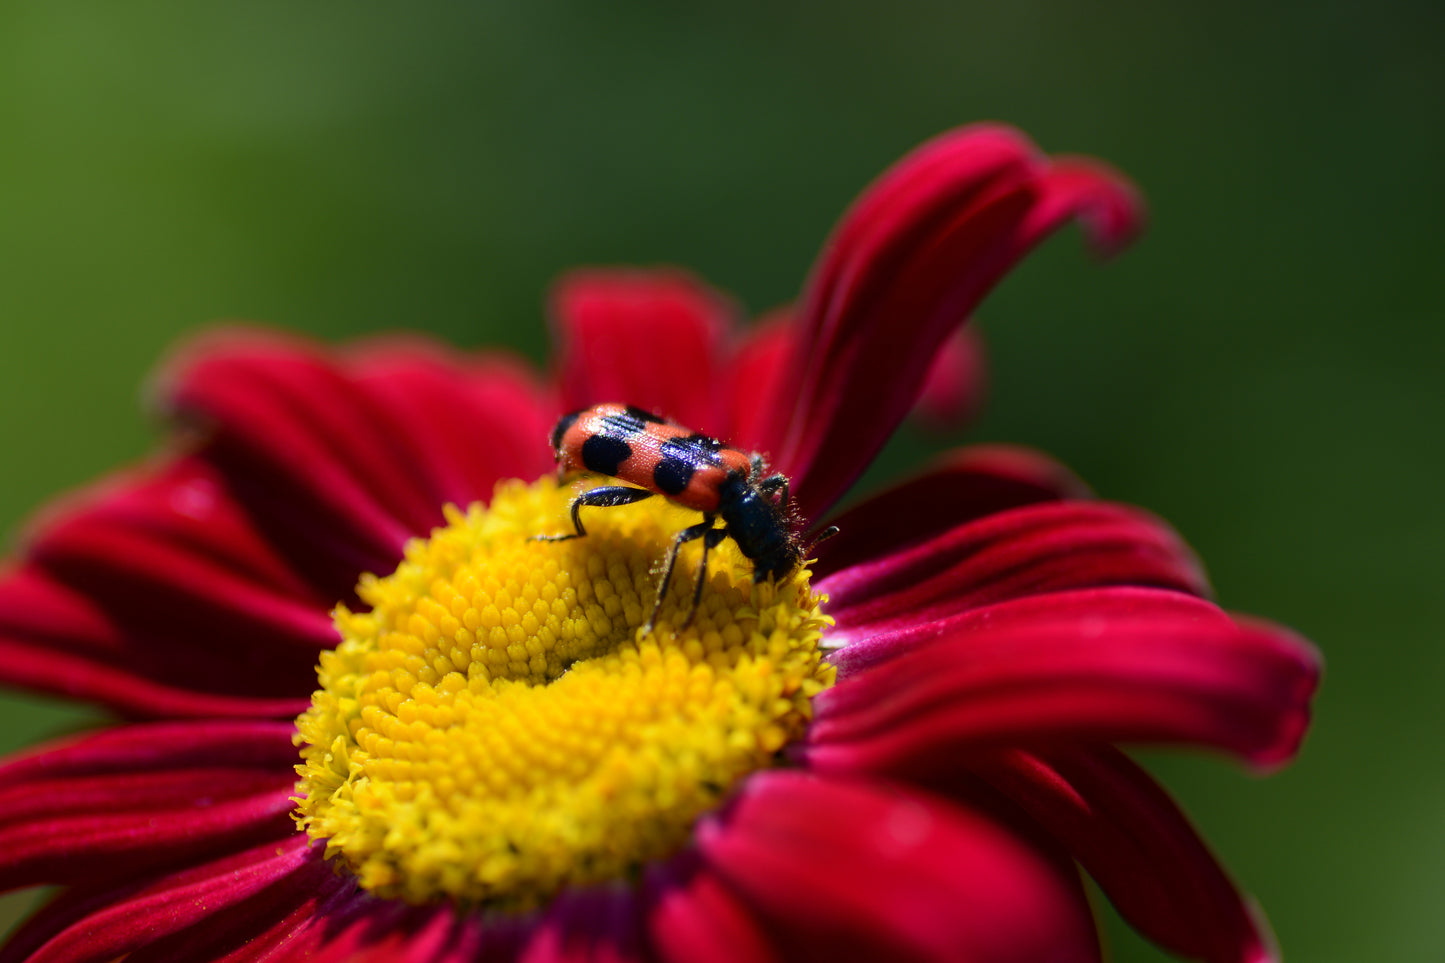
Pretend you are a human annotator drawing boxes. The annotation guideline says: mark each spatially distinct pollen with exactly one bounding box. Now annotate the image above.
[293,477,834,909]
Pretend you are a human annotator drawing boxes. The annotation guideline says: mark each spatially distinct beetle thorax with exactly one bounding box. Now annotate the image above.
[716,474,799,582]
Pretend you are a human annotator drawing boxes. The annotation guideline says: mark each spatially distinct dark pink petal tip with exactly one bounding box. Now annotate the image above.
[979,748,1278,963]
[758,124,1144,522]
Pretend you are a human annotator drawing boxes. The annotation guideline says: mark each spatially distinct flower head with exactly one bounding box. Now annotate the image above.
[0,125,1317,963]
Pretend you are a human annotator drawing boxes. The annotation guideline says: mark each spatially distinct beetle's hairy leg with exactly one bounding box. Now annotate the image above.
[533,485,654,541]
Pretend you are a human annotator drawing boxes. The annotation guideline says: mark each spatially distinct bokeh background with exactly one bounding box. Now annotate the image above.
[1,2,1440,959]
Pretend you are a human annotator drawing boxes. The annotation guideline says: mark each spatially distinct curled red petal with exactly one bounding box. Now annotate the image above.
[977,747,1277,963]
[911,323,989,431]
[826,586,1227,678]
[697,770,1099,963]
[811,444,1091,578]
[550,269,736,437]
[805,591,1320,773]
[760,125,1144,520]
[818,500,1210,641]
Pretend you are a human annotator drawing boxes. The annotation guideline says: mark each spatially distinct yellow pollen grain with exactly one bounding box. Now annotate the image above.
[294,477,833,909]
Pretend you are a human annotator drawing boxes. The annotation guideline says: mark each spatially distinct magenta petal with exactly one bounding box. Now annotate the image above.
[298,898,525,963]
[812,444,1091,578]
[120,851,350,963]
[643,854,782,963]
[519,886,645,963]
[805,591,1319,773]
[978,747,1276,963]
[0,721,299,890]
[3,836,312,963]
[550,269,737,437]
[818,500,1209,637]
[760,125,1143,521]
[697,770,1099,963]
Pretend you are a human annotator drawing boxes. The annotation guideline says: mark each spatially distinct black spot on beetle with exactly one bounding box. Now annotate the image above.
[582,434,633,476]
[674,432,725,451]
[550,411,581,451]
[625,405,665,424]
[653,458,695,495]
[600,410,653,438]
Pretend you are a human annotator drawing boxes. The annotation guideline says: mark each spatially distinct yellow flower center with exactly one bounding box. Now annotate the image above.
[294,476,833,909]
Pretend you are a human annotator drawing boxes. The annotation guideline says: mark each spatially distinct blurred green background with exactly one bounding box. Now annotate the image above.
[1,1,1440,959]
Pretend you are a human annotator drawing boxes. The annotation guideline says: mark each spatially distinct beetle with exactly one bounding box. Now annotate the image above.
[537,403,831,632]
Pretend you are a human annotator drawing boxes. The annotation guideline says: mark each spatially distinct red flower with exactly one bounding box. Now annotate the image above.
[0,125,1317,963]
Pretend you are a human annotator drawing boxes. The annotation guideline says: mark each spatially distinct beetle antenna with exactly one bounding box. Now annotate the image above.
[804,525,839,557]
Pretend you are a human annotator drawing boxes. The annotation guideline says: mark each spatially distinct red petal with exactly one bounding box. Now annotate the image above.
[805,589,1319,772]
[120,850,351,963]
[156,329,432,562]
[643,854,781,963]
[697,771,1099,963]
[723,310,793,454]
[0,721,299,890]
[977,748,1277,963]
[550,270,737,437]
[811,444,1091,578]
[760,125,1143,520]
[826,585,1225,677]
[345,336,558,512]
[0,457,330,717]
[2,835,313,963]
[818,500,1209,642]
[156,328,552,602]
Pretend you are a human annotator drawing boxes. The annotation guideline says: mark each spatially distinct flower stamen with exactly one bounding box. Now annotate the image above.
[294,477,833,909]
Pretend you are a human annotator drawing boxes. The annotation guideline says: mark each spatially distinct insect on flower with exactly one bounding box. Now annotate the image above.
[539,402,832,631]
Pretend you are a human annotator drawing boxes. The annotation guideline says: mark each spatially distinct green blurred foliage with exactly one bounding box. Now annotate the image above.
[0,0,1440,958]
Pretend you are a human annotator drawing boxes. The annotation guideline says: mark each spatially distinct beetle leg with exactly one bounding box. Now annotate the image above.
[679,526,731,631]
[758,474,790,513]
[647,515,720,634]
[533,485,654,541]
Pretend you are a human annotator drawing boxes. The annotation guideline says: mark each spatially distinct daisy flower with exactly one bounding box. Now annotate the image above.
[0,124,1318,963]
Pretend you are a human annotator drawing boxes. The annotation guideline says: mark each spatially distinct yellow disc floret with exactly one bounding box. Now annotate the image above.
[294,477,833,909]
